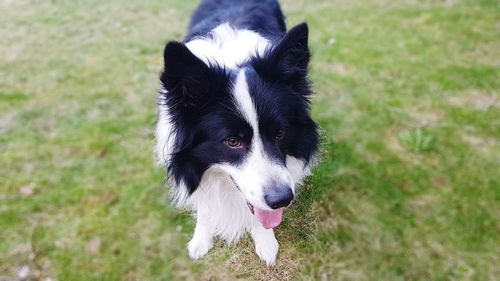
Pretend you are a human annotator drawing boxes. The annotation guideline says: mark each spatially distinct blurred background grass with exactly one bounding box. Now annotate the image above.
[1,0,499,280]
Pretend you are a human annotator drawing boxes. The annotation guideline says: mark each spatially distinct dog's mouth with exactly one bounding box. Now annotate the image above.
[246,202,284,229]
[230,176,284,229]
[246,202,255,214]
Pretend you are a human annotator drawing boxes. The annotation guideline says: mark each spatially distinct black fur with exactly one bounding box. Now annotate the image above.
[187,0,286,41]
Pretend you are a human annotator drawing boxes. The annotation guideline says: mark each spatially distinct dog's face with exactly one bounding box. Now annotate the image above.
[159,23,318,228]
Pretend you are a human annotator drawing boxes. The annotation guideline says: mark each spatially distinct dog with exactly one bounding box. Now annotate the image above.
[155,0,319,266]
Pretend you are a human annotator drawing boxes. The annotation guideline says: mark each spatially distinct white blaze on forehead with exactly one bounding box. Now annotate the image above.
[233,70,259,132]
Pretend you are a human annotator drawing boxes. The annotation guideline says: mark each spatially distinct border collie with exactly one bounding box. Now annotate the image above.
[155,0,319,266]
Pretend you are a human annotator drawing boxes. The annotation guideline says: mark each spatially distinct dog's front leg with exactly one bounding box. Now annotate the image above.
[251,224,279,266]
[187,209,214,260]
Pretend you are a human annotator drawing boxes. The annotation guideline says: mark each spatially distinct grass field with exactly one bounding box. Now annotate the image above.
[1,0,499,280]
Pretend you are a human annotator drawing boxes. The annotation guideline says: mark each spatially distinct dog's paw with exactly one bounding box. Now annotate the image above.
[253,231,279,267]
[187,235,213,260]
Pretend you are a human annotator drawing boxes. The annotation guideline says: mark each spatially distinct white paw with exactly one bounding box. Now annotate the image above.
[254,232,279,267]
[187,235,213,260]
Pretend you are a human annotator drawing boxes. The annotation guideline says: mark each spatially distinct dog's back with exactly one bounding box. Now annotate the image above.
[187,0,286,41]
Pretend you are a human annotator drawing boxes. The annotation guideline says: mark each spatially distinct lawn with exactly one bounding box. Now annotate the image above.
[1,0,498,280]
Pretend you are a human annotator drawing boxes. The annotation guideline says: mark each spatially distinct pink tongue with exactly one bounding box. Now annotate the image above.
[254,207,284,229]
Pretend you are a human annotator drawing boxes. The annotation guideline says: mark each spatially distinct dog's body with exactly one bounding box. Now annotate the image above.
[156,0,319,266]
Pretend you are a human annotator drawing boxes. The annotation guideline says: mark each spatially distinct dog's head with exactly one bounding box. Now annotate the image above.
[158,23,318,229]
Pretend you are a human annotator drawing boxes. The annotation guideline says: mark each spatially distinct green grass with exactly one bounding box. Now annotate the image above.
[1,0,499,280]
[398,129,434,152]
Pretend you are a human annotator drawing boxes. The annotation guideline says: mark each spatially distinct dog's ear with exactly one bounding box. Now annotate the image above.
[252,23,310,82]
[160,41,212,110]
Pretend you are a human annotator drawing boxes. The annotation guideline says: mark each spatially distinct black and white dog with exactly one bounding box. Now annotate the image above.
[156,0,319,266]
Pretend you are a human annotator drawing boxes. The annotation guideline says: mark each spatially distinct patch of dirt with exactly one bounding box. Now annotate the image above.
[445,90,499,111]
[0,111,18,135]
[314,61,353,76]
[461,134,498,147]
[406,109,443,128]
[461,125,498,149]
[460,132,499,160]
[384,131,404,152]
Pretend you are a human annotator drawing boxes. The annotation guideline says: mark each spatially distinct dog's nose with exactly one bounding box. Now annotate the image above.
[264,187,294,209]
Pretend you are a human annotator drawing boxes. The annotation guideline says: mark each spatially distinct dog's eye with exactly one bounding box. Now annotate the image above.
[224,137,241,148]
[276,129,286,140]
